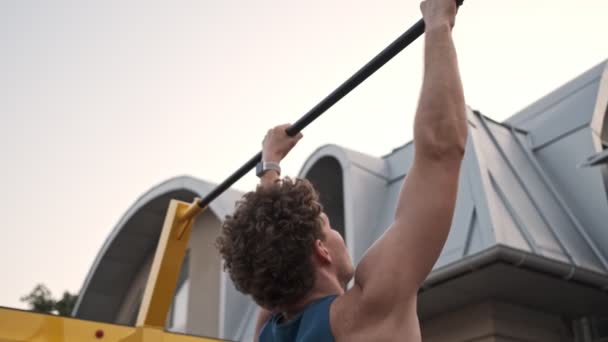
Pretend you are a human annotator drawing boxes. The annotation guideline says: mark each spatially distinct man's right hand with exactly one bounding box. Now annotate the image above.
[420,0,458,30]
[262,124,303,163]
[330,1,465,340]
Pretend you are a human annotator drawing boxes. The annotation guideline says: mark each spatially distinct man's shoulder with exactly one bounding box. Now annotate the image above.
[329,286,365,338]
[330,286,419,341]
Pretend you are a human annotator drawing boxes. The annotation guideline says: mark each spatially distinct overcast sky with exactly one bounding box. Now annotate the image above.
[1,0,607,310]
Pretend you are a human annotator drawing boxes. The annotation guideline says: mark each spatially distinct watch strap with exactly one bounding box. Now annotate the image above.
[256,161,281,177]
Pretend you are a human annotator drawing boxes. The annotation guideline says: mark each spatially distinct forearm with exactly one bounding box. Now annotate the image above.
[350,0,466,316]
[258,124,302,188]
[355,26,466,295]
[414,24,466,160]
[259,169,280,188]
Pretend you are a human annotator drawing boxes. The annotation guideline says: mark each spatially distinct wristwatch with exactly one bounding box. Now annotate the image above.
[256,161,281,177]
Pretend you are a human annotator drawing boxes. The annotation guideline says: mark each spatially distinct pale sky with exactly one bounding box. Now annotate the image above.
[1,0,607,310]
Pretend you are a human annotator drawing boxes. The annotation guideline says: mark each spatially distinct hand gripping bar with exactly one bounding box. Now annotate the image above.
[198,0,464,208]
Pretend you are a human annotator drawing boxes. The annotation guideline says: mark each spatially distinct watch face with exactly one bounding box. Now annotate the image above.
[256,162,264,177]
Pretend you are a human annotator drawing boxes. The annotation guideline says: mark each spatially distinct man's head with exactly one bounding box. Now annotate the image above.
[216,177,353,310]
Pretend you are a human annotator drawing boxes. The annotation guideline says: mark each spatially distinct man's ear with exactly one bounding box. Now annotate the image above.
[313,239,332,264]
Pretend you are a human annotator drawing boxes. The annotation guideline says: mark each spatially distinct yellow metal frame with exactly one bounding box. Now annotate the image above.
[0,307,221,341]
[0,198,226,342]
[136,198,204,328]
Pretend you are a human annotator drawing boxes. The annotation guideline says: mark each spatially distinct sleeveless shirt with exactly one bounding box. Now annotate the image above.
[258,295,337,342]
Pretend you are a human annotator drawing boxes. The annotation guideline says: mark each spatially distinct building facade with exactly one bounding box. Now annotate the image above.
[74,60,608,341]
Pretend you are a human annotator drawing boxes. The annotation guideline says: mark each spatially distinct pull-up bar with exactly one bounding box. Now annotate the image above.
[198,1,464,208]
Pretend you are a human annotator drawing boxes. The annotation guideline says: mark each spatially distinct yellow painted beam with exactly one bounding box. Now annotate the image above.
[0,199,226,341]
[0,307,224,342]
[136,199,205,328]
[0,307,132,341]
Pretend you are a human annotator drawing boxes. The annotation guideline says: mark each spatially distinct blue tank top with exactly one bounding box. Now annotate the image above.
[259,295,337,342]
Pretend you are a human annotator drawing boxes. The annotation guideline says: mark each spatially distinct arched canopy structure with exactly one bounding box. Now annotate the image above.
[73,176,243,335]
[302,156,346,238]
[72,59,608,342]
[299,144,389,264]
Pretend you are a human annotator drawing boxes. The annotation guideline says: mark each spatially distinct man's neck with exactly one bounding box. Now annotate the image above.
[282,271,344,321]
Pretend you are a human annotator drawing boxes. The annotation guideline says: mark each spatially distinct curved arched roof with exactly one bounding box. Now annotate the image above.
[298,144,390,263]
[73,59,608,334]
[73,175,243,323]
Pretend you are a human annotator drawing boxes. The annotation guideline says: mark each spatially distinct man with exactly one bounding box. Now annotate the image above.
[216,0,466,340]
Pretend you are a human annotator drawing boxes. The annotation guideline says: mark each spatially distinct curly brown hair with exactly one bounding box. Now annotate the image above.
[216,177,324,309]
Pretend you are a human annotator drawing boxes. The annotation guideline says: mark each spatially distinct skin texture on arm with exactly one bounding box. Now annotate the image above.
[252,124,303,340]
[332,0,466,340]
[259,169,280,188]
[259,123,302,189]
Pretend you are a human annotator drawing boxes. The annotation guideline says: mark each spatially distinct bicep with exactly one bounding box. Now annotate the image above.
[355,159,461,304]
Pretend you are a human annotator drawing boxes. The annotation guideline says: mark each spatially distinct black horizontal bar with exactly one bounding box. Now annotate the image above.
[285,19,425,137]
[199,19,425,208]
[198,0,464,208]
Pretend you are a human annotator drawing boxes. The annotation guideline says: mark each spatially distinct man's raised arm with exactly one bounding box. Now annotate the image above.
[252,124,303,341]
[349,0,467,322]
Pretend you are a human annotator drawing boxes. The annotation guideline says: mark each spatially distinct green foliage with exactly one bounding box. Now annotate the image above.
[54,291,79,316]
[21,284,78,316]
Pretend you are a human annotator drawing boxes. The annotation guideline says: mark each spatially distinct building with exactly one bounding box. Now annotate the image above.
[74,60,608,341]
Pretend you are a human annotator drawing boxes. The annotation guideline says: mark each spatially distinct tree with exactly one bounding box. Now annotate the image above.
[21,283,78,316]
[54,291,79,316]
